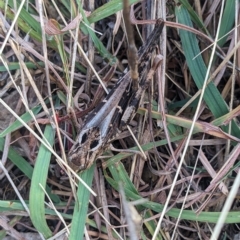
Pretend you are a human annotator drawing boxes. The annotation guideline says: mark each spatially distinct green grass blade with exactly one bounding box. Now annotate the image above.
[29,125,55,238]
[0,0,58,48]
[0,61,45,71]
[69,164,95,240]
[179,0,208,34]
[0,200,72,219]
[77,1,117,65]
[175,5,240,138]
[105,162,240,224]
[217,1,235,47]
[0,138,34,180]
[0,105,42,137]
[0,137,60,203]
[7,0,41,33]
[88,0,140,24]
[143,210,162,240]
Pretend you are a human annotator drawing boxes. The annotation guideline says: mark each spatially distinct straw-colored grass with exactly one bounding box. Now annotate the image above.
[0,0,239,239]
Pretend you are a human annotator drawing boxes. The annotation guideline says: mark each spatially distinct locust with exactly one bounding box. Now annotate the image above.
[68,17,164,172]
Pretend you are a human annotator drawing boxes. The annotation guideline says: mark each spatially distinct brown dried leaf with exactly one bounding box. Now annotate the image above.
[45,12,91,35]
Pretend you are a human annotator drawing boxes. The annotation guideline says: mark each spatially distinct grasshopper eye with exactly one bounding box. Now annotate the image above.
[79,129,92,145]
[90,140,99,149]
[80,132,87,144]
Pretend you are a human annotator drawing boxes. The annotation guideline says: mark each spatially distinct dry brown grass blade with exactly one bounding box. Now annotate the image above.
[1,0,240,239]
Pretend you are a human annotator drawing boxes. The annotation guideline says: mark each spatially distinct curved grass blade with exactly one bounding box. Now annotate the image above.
[0,137,60,203]
[29,125,55,238]
[105,162,240,224]
[175,5,240,138]
[69,164,95,240]
[0,105,42,137]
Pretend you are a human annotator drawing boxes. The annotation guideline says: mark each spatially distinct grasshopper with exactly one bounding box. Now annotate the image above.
[68,16,164,172]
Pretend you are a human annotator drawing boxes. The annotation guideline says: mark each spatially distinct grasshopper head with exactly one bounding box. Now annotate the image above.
[68,127,103,172]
